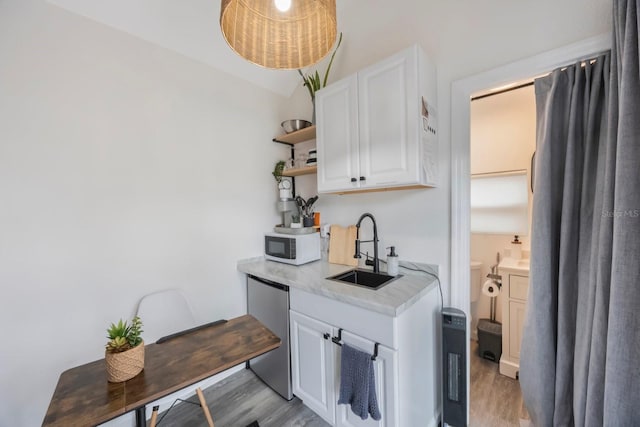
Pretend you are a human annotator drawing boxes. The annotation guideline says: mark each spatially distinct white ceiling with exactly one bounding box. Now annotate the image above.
[47,0,612,98]
[47,0,304,97]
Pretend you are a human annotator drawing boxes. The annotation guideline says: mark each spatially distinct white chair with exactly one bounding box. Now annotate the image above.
[135,289,214,427]
[135,289,197,343]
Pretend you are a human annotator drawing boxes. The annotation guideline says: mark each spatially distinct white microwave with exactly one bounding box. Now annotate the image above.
[264,232,321,265]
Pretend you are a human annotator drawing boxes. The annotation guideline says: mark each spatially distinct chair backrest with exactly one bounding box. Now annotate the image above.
[135,289,197,343]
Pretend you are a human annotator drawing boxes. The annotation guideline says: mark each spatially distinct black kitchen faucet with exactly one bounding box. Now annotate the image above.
[354,213,380,273]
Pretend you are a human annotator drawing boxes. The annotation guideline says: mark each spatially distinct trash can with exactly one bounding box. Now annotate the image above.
[477,318,502,363]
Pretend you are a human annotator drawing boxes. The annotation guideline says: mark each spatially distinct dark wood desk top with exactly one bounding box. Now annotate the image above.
[43,315,281,427]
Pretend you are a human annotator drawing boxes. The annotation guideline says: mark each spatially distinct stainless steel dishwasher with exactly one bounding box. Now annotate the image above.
[247,275,293,400]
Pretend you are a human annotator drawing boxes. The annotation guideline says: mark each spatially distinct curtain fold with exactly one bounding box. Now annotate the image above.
[520,53,610,427]
[603,0,640,424]
[520,1,640,425]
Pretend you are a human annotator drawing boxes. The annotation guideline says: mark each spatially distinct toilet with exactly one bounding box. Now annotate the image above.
[470,260,483,339]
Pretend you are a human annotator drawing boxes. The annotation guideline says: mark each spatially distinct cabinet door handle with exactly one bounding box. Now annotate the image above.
[359,176,366,181]
[350,178,357,183]
[323,333,330,340]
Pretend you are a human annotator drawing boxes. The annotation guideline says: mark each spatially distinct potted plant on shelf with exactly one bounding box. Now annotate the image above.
[105,316,144,383]
[296,195,319,227]
[273,160,293,199]
[290,214,302,229]
[272,160,285,185]
[298,32,343,123]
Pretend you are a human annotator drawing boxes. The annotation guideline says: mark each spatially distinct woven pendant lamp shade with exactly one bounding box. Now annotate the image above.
[220,0,337,69]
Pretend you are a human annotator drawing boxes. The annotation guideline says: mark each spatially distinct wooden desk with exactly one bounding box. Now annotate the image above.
[43,315,281,427]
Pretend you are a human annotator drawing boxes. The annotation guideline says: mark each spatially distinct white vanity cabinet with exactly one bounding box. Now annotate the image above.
[289,286,439,427]
[498,264,530,379]
[315,45,438,194]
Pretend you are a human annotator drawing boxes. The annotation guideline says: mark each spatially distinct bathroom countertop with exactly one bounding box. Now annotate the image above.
[237,257,439,317]
[498,257,531,273]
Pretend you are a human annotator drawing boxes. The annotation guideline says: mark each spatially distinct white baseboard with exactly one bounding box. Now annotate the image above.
[499,358,520,379]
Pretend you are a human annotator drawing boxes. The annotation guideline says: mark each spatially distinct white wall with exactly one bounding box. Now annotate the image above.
[470,86,537,176]
[470,86,536,326]
[0,2,287,426]
[0,0,613,425]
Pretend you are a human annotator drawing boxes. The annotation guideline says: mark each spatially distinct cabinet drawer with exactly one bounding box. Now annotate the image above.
[509,275,529,300]
[290,288,396,349]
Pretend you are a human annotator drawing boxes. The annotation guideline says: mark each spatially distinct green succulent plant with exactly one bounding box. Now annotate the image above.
[106,336,129,353]
[106,316,143,353]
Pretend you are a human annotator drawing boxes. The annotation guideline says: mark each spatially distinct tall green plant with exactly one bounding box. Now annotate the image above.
[298,32,343,101]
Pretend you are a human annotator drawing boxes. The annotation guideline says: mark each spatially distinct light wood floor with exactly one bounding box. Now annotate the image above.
[152,344,525,427]
[149,368,330,427]
[470,340,525,427]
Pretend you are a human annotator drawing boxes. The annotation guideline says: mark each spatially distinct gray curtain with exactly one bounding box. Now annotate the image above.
[520,1,640,426]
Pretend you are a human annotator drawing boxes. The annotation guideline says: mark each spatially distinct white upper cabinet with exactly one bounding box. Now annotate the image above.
[316,45,438,194]
[358,48,418,188]
[316,75,359,193]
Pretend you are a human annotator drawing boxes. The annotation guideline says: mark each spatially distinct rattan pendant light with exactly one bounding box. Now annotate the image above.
[220,0,337,69]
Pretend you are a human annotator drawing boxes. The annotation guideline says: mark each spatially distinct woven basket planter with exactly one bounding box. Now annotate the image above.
[105,341,145,383]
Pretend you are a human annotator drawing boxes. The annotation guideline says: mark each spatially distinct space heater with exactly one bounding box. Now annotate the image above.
[442,307,467,427]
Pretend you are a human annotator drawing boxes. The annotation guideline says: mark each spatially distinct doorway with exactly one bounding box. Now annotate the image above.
[449,33,611,424]
[468,81,535,425]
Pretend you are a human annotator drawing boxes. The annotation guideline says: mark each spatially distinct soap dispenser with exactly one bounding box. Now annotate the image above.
[387,246,399,276]
[511,235,522,260]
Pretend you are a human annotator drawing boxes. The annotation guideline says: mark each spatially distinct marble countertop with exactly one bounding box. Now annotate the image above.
[237,257,438,317]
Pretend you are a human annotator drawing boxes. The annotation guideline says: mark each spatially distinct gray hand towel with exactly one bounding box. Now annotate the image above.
[337,343,382,421]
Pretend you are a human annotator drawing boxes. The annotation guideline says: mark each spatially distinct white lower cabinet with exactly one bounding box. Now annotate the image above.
[290,310,397,427]
[335,329,397,427]
[289,287,439,427]
[290,310,337,424]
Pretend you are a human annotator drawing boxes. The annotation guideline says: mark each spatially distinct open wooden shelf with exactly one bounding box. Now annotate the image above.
[282,165,317,177]
[273,125,316,145]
